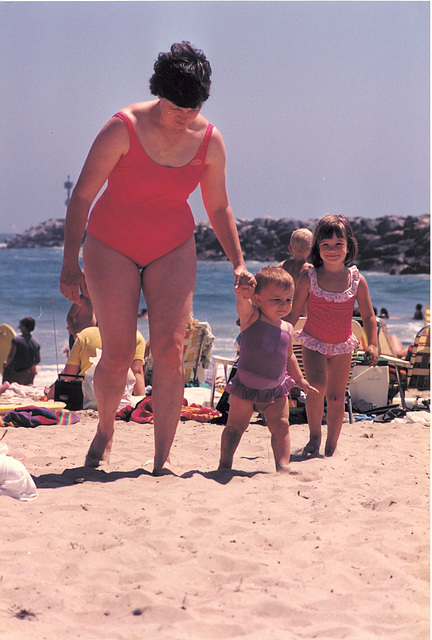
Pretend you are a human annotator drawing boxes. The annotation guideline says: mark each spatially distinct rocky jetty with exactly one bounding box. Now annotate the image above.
[5,219,65,249]
[195,214,430,275]
[4,214,430,275]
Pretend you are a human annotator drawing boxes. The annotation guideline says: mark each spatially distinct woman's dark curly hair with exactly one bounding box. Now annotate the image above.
[310,214,358,267]
[149,41,212,109]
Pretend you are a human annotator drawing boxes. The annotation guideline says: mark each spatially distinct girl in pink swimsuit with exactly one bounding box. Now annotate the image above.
[287,214,378,458]
[218,267,317,473]
[60,42,255,474]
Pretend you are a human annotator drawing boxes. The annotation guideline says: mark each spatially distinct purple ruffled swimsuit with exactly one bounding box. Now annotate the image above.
[225,315,295,411]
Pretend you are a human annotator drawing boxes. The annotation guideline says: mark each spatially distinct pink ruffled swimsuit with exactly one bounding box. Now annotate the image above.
[226,315,295,411]
[294,265,360,357]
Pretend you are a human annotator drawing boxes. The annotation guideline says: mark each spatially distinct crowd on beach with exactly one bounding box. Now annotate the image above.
[2,41,429,477]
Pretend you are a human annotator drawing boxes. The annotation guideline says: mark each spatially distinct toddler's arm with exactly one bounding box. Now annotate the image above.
[235,275,257,327]
[286,330,318,395]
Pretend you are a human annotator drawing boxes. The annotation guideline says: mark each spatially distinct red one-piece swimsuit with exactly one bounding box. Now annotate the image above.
[87,111,214,267]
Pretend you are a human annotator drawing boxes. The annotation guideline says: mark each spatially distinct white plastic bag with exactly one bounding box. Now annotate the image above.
[0,443,38,501]
[82,349,136,410]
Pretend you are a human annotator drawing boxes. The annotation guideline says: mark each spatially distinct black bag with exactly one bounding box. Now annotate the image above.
[54,373,84,410]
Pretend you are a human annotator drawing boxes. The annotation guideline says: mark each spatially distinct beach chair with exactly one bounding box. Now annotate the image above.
[209,355,236,409]
[369,319,430,408]
[183,322,214,386]
[144,323,215,388]
[292,318,363,423]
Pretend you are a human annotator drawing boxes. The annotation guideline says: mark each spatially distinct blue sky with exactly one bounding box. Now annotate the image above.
[1,1,429,233]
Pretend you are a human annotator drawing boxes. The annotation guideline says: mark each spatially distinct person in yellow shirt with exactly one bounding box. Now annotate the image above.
[47,326,145,398]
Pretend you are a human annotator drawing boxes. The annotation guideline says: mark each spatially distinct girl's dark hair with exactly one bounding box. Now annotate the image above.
[149,41,212,108]
[310,214,358,267]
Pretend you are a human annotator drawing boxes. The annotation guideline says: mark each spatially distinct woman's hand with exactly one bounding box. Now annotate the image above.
[60,264,88,304]
[233,266,256,288]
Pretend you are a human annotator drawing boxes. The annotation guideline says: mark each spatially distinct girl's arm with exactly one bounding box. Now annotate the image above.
[285,271,310,326]
[200,128,255,287]
[357,275,379,364]
[60,117,130,304]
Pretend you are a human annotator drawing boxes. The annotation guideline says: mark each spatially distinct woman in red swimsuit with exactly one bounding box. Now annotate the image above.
[60,42,254,474]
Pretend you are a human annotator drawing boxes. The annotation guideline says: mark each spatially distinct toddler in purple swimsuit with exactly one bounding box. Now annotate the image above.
[218,267,317,473]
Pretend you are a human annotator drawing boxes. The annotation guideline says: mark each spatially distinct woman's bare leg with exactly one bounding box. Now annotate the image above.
[325,353,352,456]
[142,237,197,474]
[83,236,141,466]
[302,347,327,456]
[219,396,254,469]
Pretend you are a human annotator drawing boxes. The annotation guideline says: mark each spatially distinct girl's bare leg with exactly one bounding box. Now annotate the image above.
[302,347,327,456]
[142,237,197,475]
[219,396,254,469]
[83,237,142,466]
[264,397,291,471]
[325,353,352,456]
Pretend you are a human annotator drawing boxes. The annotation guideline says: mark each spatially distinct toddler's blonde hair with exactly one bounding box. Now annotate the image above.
[255,266,294,294]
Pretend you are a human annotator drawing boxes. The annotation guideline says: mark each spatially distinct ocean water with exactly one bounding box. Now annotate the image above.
[0,239,429,387]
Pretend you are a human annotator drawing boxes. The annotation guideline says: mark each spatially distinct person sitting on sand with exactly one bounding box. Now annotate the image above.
[47,326,146,398]
[66,293,97,350]
[3,317,41,386]
[218,267,317,473]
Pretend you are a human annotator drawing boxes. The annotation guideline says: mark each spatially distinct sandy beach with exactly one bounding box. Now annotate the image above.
[0,395,429,640]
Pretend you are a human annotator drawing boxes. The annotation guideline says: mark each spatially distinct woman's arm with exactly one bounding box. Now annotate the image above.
[60,117,130,304]
[199,128,254,286]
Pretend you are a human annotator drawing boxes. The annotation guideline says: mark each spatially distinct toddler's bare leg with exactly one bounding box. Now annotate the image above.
[264,397,291,471]
[218,396,254,469]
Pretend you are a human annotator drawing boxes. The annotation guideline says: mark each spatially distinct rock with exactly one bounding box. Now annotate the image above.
[4,214,430,274]
[5,219,65,248]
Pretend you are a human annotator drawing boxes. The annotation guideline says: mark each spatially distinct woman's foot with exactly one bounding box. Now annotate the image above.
[84,429,113,467]
[152,459,177,476]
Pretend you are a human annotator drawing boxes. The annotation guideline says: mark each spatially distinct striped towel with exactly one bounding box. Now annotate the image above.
[0,406,80,428]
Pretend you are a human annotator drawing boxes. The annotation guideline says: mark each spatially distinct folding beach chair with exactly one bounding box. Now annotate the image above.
[365,319,430,409]
[183,323,215,386]
[144,323,214,388]
[292,318,363,423]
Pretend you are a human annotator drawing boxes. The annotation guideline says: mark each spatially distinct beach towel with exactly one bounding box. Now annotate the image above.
[116,396,220,424]
[1,406,80,428]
